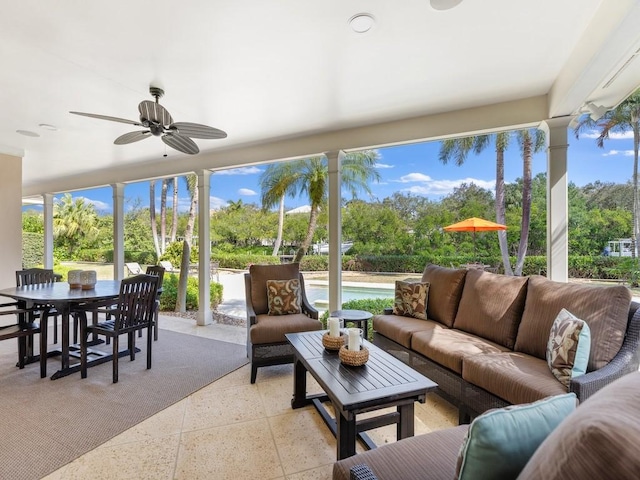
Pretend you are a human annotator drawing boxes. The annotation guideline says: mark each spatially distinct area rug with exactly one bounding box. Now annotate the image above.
[0,330,248,480]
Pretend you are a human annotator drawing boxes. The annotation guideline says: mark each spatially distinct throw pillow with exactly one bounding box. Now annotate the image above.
[266,278,302,315]
[456,393,577,480]
[392,280,429,320]
[546,308,591,389]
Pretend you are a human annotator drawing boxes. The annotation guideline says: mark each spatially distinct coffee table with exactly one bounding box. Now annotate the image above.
[286,330,437,460]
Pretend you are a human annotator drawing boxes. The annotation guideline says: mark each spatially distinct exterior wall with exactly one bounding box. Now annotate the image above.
[0,154,22,289]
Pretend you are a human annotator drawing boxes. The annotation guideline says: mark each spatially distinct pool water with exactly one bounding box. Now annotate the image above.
[306,284,394,308]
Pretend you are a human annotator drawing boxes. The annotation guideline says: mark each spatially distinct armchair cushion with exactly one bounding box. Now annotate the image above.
[250,313,322,344]
[546,308,591,388]
[392,280,429,320]
[267,278,302,315]
[249,263,300,315]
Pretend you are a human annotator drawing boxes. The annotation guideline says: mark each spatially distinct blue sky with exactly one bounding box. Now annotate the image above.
[33,128,637,214]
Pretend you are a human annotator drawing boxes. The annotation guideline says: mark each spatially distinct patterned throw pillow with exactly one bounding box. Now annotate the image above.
[266,278,302,315]
[392,280,429,320]
[546,308,591,389]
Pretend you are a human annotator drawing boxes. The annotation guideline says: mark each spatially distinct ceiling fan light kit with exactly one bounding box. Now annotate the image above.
[70,86,227,155]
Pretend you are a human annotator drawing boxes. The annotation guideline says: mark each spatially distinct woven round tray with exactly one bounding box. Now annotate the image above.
[339,345,369,366]
[322,332,346,350]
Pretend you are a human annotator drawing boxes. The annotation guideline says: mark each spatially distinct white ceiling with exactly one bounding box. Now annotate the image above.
[2,0,640,197]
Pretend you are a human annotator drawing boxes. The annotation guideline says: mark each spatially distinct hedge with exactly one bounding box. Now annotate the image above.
[159,274,223,311]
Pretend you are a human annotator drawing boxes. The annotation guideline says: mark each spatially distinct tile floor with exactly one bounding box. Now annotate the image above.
[42,315,458,480]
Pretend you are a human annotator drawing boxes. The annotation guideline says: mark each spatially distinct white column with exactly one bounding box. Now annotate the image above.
[112,183,125,281]
[541,117,573,282]
[197,170,212,326]
[43,193,54,269]
[327,150,345,312]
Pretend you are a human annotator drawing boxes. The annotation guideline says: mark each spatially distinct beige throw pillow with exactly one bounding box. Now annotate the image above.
[266,278,302,315]
[392,280,429,320]
[547,308,591,389]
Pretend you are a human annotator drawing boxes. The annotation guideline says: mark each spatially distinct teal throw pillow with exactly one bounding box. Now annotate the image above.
[456,393,577,480]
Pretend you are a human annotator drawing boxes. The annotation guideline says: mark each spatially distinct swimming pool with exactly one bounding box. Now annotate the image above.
[305,284,394,309]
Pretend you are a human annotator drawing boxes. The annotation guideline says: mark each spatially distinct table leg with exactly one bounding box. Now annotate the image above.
[60,305,71,371]
[397,402,415,439]
[337,410,357,460]
[291,356,309,409]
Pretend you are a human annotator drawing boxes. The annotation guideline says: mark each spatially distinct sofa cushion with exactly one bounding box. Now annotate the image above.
[332,425,469,480]
[421,264,467,327]
[453,269,528,349]
[266,278,302,315]
[249,263,300,315]
[456,393,576,480]
[411,328,510,374]
[250,313,321,344]
[514,276,631,371]
[373,315,443,348]
[518,371,640,480]
[393,280,429,320]
[462,352,567,405]
[546,308,591,388]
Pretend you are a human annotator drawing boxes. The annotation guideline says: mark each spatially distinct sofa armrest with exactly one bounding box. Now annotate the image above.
[350,464,379,480]
[244,273,257,327]
[570,301,640,401]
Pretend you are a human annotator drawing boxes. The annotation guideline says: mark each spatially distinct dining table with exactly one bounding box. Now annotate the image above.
[0,280,128,380]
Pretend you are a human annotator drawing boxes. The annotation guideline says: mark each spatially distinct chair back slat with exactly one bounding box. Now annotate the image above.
[115,275,159,331]
[145,266,165,289]
[16,268,56,287]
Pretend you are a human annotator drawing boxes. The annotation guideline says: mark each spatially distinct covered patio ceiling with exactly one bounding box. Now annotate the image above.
[2,1,640,198]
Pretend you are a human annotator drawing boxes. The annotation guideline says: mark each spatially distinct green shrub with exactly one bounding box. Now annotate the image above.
[22,232,43,268]
[319,298,394,341]
[159,274,223,311]
[160,241,199,268]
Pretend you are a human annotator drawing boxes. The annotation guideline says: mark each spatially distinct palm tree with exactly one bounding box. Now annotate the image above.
[149,180,161,258]
[574,89,640,258]
[259,151,381,263]
[53,193,100,257]
[176,174,198,313]
[439,133,514,275]
[260,162,296,256]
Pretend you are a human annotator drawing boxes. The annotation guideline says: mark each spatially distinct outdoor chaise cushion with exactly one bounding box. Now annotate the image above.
[393,280,429,320]
[518,371,640,479]
[250,313,321,344]
[249,262,300,315]
[514,276,631,370]
[332,425,469,480]
[546,308,591,388]
[421,265,467,327]
[452,269,528,349]
[373,315,444,348]
[462,352,567,405]
[411,328,510,375]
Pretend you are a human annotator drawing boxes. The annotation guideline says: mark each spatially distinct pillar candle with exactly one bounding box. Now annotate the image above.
[348,328,361,351]
[328,317,340,337]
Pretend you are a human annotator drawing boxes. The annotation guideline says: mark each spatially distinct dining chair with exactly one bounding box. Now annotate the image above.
[145,265,165,341]
[16,268,62,344]
[78,274,159,383]
[0,301,47,377]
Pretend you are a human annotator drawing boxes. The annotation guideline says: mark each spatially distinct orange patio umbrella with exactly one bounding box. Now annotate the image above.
[443,217,507,257]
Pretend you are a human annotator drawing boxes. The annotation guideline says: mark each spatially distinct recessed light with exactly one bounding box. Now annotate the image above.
[430,0,463,11]
[16,130,40,137]
[39,123,58,131]
[349,13,375,34]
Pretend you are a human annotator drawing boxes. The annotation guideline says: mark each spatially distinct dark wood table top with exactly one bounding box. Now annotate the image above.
[0,280,120,304]
[286,330,437,412]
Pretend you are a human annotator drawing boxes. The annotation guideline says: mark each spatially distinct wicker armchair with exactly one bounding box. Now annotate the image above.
[245,263,321,383]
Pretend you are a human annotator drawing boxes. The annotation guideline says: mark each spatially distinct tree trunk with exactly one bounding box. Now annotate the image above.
[170,177,178,243]
[150,180,161,259]
[495,148,513,275]
[175,240,190,313]
[160,179,168,254]
[632,120,640,263]
[293,205,319,263]
[272,195,285,256]
[515,136,533,276]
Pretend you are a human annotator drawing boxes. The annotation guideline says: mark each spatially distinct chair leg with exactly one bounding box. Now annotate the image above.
[80,316,88,379]
[17,337,26,369]
[129,332,135,361]
[250,363,258,384]
[40,314,48,378]
[112,334,119,383]
[154,305,159,341]
[147,326,152,370]
[53,316,58,344]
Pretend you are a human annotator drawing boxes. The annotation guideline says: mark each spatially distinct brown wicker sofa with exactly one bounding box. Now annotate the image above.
[371,264,640,422]
[334,370,640,480]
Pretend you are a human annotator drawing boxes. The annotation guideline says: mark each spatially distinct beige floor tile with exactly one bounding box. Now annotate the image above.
[205,363,252,390]
[182,382,265,431]
[287,463,334,480]
[175,418,284,480]
[269,409,337,475]
[50,434,181,480]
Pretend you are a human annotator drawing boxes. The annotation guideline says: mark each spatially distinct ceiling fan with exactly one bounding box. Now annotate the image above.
[70,86,227,155]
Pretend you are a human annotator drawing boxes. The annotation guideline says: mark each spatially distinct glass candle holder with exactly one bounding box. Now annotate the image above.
[80,270,97,290]
[68,270,83,289]
[347,328,363,351]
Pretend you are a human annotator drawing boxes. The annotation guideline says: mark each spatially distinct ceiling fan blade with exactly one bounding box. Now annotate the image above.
[138,100,173,126]
[162,133,199,155]
[170,122,227,139]
[114,131,151,145]
[69,111,141,126]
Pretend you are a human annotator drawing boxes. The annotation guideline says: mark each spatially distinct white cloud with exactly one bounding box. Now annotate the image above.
[396,173,433,183]
[238,188,257,196]
[395,175,495,197]
[581,130,633,140]
[210,196,227,210]
[374,163,394,169]
[214,166,262,176]
[603,149,634,157]
[78,196,110,212]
